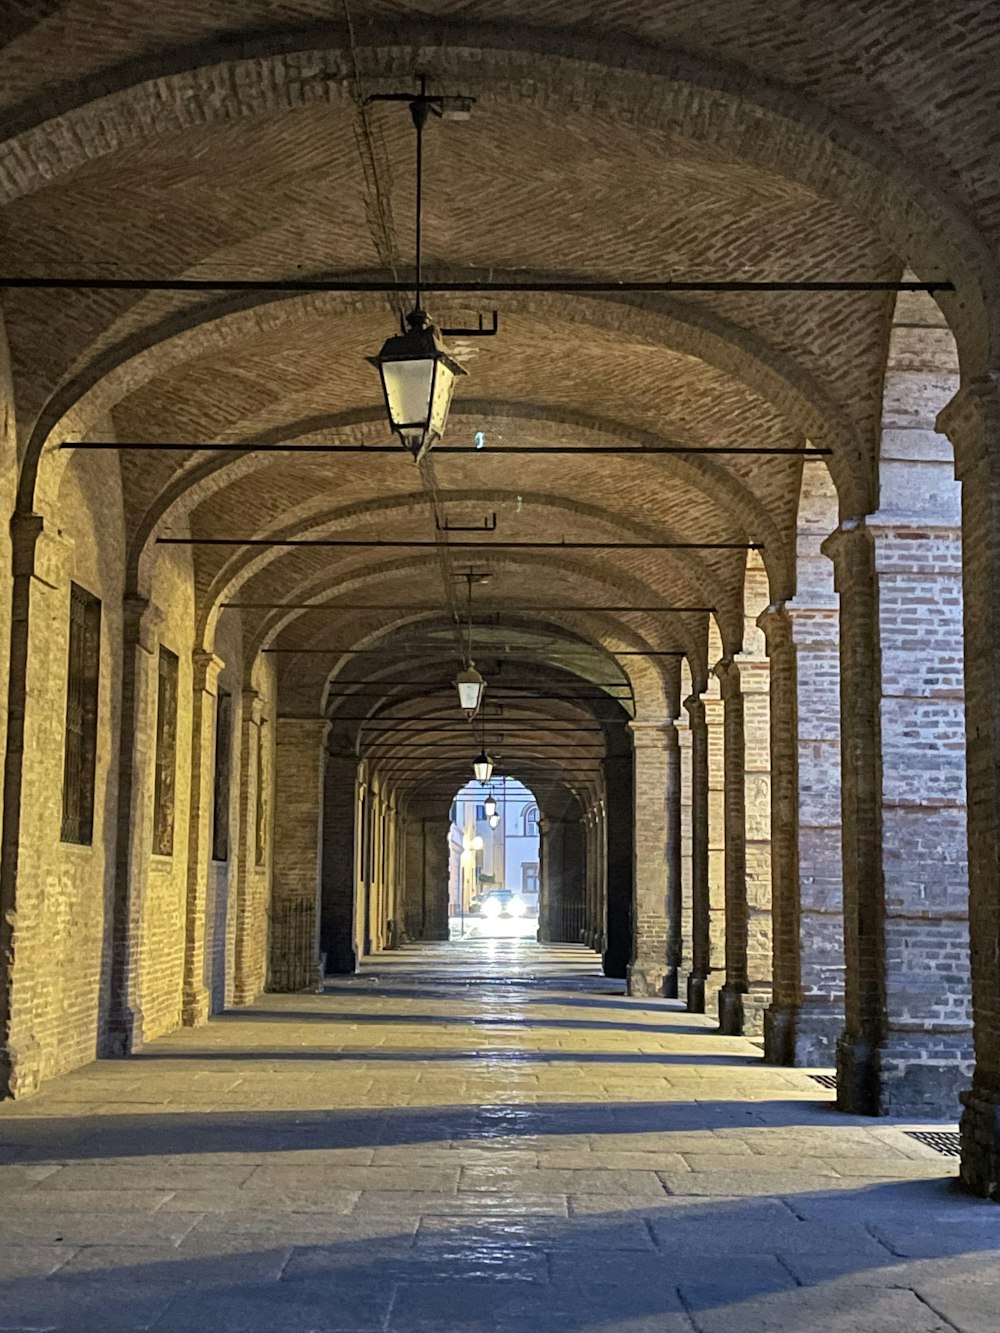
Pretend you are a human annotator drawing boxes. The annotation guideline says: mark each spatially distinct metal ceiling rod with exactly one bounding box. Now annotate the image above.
[264,646,685,655]
[223,603,716,611]
[159,537,762,550]
[71,442,831,456]
[0,277,953,294]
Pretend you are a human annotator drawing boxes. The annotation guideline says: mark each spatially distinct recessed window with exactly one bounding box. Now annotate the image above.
[61,583,101,846]
[523,805,539,837]
[212,689,232,862]
[152,646,179,856]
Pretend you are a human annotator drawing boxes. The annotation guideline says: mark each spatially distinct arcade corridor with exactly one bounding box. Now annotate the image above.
[0,940,995,1332]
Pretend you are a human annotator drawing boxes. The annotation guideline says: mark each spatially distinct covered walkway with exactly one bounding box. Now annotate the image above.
[0,941,995,1332]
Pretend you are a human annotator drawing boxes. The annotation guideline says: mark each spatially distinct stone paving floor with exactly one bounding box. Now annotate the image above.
[1,940,998,1332]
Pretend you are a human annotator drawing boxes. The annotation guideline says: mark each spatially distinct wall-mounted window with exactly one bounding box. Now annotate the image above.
[212,689,232,862]
[61,583,101,845]
[522,863,539,894]
[152,646,179,856]
[523,805,539,837]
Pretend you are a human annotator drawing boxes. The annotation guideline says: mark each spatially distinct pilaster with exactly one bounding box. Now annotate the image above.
[181,651,224,1026]
[627,719,673,998]
[685,695,710,1013]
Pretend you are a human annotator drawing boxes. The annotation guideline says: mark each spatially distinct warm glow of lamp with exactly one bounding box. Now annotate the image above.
[473,749,494,783]
[370,312,467,462]
[484,794,497,819]
[454,664,486,718]
[488,812,500,830]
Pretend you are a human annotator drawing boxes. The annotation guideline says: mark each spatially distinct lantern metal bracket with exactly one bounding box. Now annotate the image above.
[441,311,500,338]
[436,512,497,532]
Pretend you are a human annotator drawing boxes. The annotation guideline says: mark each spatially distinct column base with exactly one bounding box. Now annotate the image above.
[686,973,706,1014]
[627,962,666,998]
[959,1084,1000,1199]
[835,1031,880,1115]
[878,1031,973,1119]
[182,987,211,1027]
[101,1005,146,1058]
[0,1032,43,1098]
[663,967,679,1000]
[764,1001,842,1066]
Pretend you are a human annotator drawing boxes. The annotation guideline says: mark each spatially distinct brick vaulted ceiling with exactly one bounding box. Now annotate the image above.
[0,1,995,799]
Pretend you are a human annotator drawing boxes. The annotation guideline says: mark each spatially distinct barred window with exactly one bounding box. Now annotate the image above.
[152,646,179,856]
[212,689,232,862]
[61,584,101,845]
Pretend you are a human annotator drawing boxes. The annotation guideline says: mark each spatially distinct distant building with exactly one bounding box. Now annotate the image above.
[448,778,540,917]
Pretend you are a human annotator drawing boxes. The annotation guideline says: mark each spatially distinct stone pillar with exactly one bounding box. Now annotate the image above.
[628,720,672,998]
[939,374,1000,1195]
[823,522,886,1114]
[181,651,224,1026]
[602,754,632,979]
[716,660,751,1034]
[594,798,608,956]
[321,752,359,973]
[232,688,266,1003]
[105,590,163,1056]
[269,717,328,991]
[685,695,710,1013]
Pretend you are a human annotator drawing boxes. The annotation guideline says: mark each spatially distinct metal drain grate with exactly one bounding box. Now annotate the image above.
[905,1130,961,1157]
[809,1073,838,1089]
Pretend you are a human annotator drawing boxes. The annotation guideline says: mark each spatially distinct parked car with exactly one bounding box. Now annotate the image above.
[478,888,527,919]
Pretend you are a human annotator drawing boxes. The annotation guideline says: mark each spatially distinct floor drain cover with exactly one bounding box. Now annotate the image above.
[905,1130,961,1157]
[809,1073,838,1089]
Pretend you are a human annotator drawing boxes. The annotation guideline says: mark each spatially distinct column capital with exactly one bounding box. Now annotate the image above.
[936,370,1000,478]
[192,651,225,695]
[10,511,43,575]
[713,656,741,700]
[820,519,875,591]
[628,718,676,749]
[276,714,331,747]
[757,602,791,653]
[684,693,706,726]
[241,687,265,724]
[123,592,164,655]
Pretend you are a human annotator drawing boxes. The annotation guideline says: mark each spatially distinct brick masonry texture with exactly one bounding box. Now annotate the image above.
[0,1,998,1210]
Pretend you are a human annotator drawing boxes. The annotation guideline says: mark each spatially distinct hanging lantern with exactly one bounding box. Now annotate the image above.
[454,663,486,718]
[484,794,497,819]
[473,748,494,783]
[488,811,500,830]
[370,311,467,462]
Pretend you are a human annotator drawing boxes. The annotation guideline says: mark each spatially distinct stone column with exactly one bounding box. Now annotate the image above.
[822,521,886,1114]
[939,374,1000,1195]
[628,719,672,998]
[270,716,328,991]
[538,814,562,942]
[716,660,751,1034]
[320,752,359,973]
[685,695,711,1013]
[232,688,266,1003]
[602,754,632,979]
[676,706,694,998]
[594,798,608,956]
[181,651,224,1025]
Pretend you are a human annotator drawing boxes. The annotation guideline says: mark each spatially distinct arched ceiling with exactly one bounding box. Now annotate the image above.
[1,2,994,805]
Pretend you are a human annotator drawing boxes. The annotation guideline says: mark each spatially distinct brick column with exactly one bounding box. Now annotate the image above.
[269,716,328,991]
[181,651,224,1025]
[939,374,1000,1195]
[321,752,359,973]
[676,708,694,998]
[664,722,682,998]
[761,604,845,1064]
[602,754,632,978]
[232,688,266,1003]
[594,798,608,956]
[716,660,751,1034]
[705,687,727,1007]
[538,814,564,942]
[420,816,451,940]
[740,649,773,1036]
[105,590,163,1055]
[685,694,710,1012]
[628,719,672,998]
[0,518,76,1090]
[823,521,886,1114]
